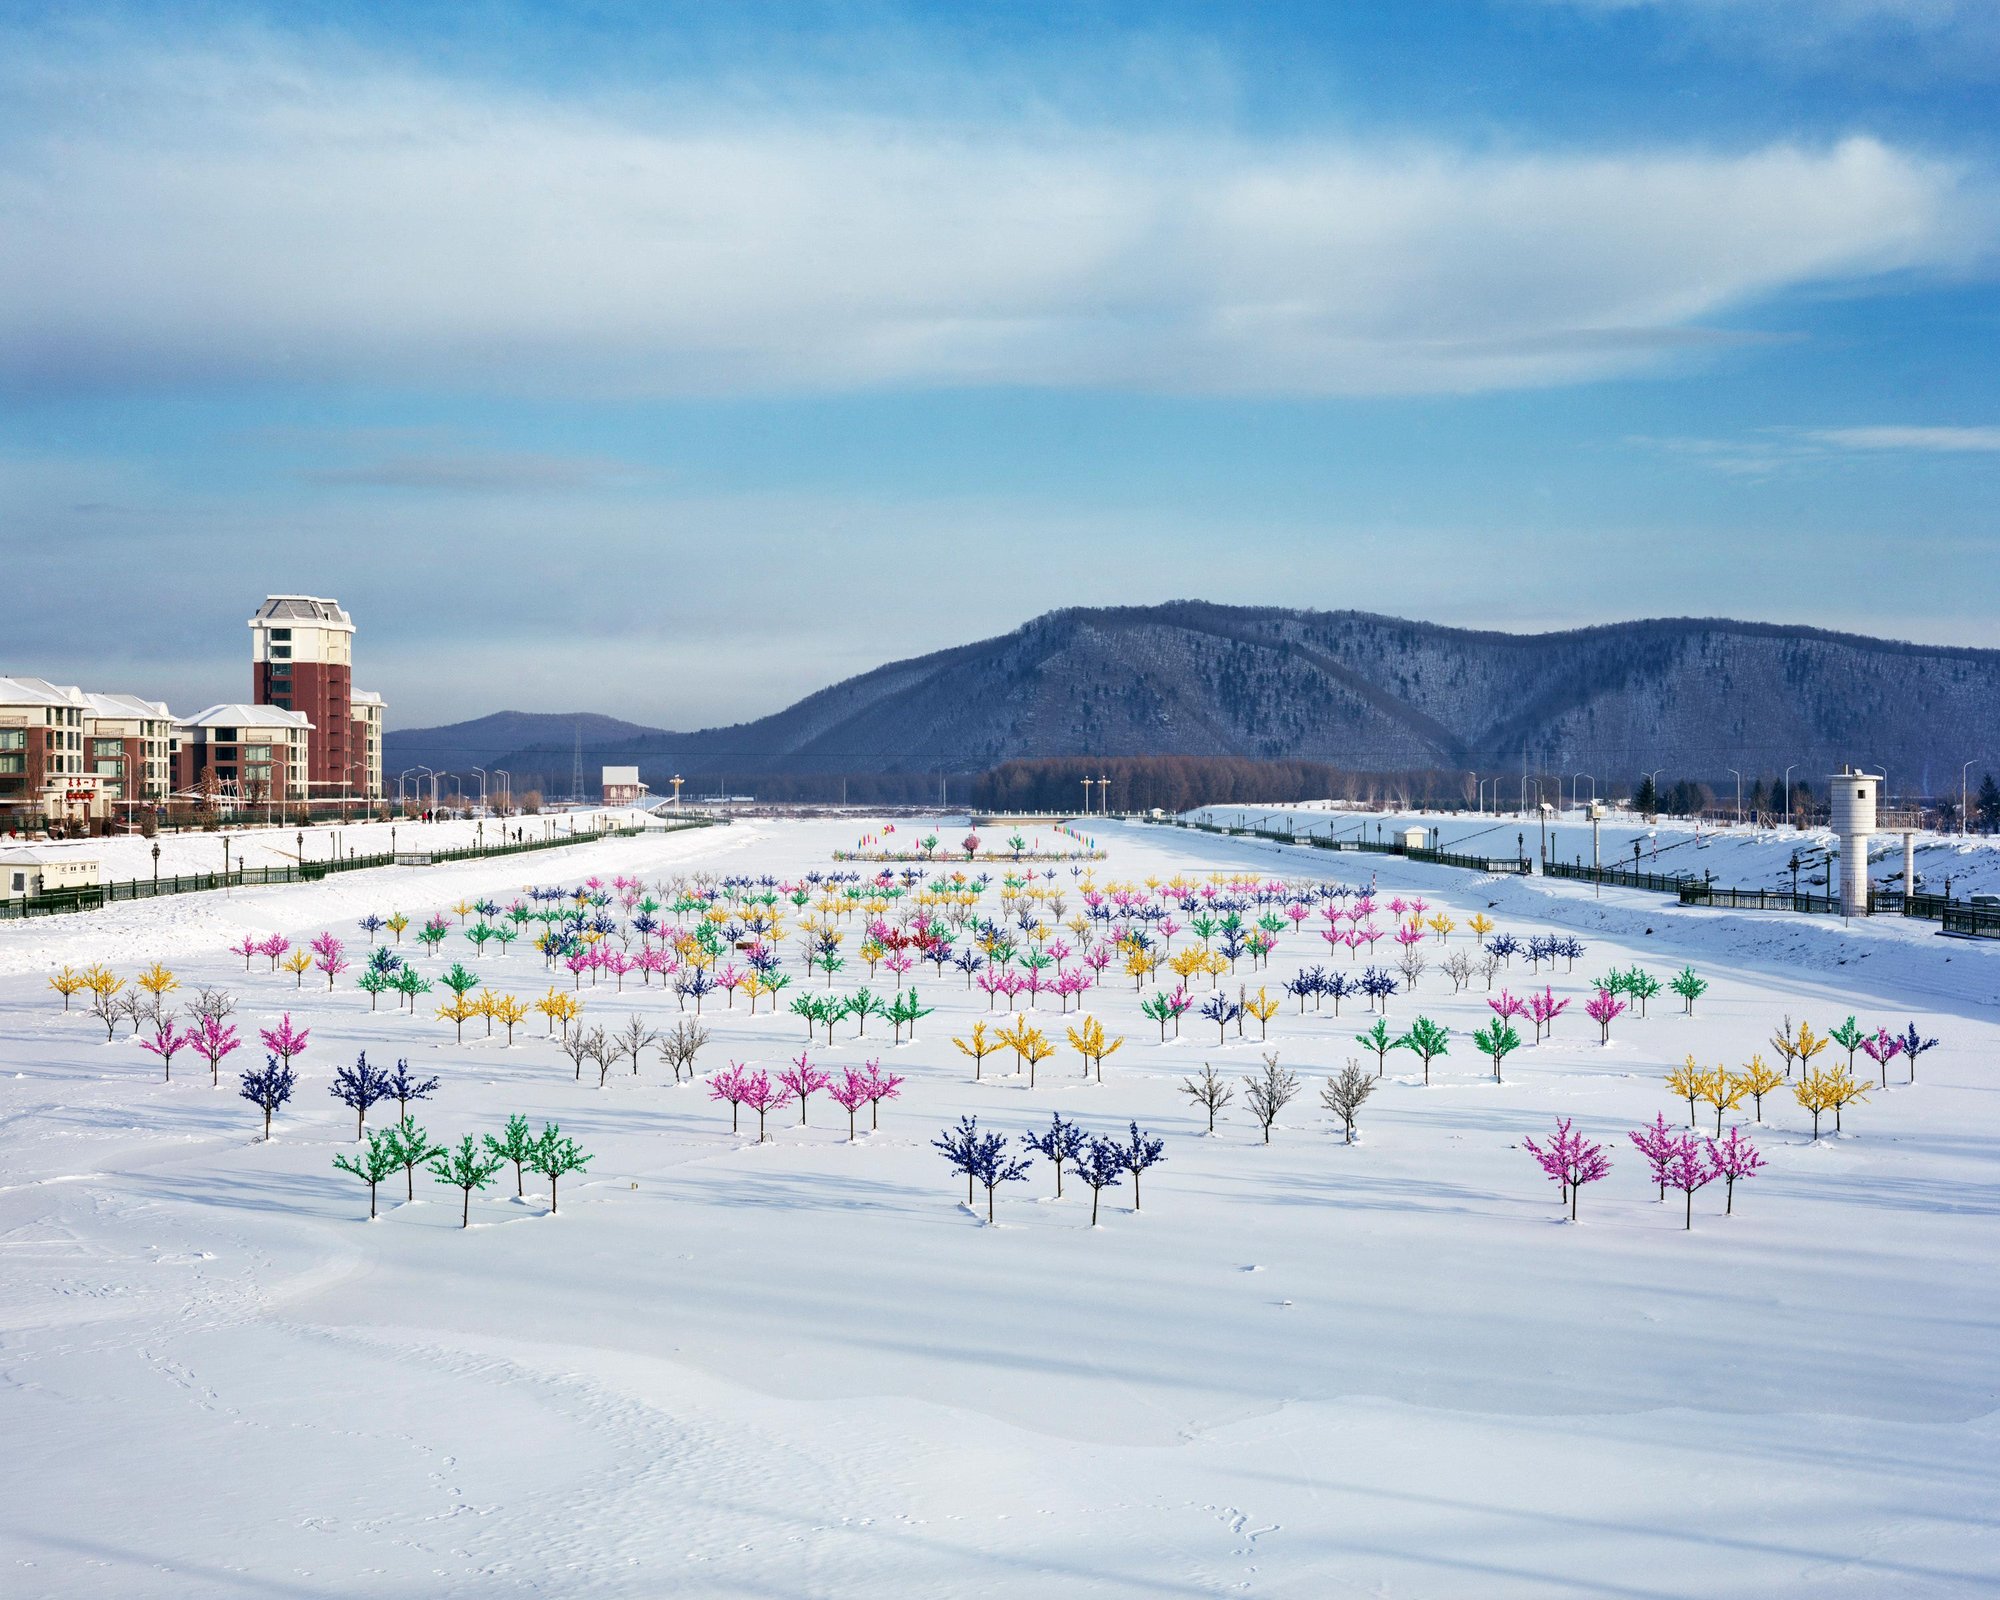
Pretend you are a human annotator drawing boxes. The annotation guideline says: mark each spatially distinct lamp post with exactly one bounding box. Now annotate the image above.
[1644,768,1665,816]
[472,767,489,814]
[493,770,511,815]
[1784,763,1797,828]
[151,839,160,890]
[1963,759,1980,837]
[1082,776,1093,816]
[222,836,230,893]
[1097,776,1111,815]
[1572,772,1595,812]
[296,830,303,874]
[1728,768,1743,826]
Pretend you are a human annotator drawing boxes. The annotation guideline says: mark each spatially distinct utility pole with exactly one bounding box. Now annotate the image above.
[571,724,583,806]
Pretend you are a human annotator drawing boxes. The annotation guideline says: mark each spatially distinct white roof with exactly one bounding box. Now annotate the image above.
[350,688,385,708]
[84,691,173,722]
[602,766,643,786]
[249,595,353,630]
[178,703,315,731]
[0,676,90,710]
[0,850,97,867]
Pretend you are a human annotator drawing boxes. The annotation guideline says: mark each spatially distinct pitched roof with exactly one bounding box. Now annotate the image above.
[176,703,315,731]
[0,676,90,710]
[249,595,353,629]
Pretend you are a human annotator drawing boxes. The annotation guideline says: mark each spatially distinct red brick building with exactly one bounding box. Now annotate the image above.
[249,596,352,801]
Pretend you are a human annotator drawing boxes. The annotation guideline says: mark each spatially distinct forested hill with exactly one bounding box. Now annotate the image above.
[418,604,1999,795]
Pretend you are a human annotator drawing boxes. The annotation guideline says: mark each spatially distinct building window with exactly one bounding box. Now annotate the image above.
[94,760,120,777]
[269,628,291,640]
[0,754,21,774]
[92,738,123,758]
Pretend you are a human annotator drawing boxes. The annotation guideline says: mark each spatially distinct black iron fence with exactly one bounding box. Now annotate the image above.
[1145,815,1529,874]
[0,818,711,921]
[1544,859,1699,895]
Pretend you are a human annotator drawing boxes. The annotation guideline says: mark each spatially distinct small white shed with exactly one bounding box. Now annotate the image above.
[0,853,101,900]
[1401,826,1429,851]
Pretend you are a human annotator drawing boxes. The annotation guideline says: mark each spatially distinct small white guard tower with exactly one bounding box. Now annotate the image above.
[1829,767,1879,917]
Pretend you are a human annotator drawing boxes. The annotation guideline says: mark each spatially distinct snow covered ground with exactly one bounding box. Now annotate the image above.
[1192,801,2000,900]
[2,817,1997,1597]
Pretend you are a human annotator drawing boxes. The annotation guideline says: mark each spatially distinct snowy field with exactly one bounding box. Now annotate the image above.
[2,816,1997,1597]
[1193,800,2000,901]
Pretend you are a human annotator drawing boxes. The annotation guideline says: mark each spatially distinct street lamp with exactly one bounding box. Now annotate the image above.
[1644,768,1665,817]
[493,770,511,815]
[1783,763,1797,828]
[151,839,160,890]
[1571,772,1595,811]
[1082,776,1093,816]
[1963,759,1981,837]
[1727,768,1743,826]
[472,767,489,814]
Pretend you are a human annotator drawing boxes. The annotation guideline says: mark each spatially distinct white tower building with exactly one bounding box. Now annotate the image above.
[1828,766,1879,917]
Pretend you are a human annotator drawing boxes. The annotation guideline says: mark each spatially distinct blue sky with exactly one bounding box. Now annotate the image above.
[3,0,1998,728]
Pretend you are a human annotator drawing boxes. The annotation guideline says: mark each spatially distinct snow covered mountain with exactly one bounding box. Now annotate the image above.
[438,604,2000,789]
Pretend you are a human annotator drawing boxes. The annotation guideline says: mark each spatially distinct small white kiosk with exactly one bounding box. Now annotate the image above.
[0,852,101,902]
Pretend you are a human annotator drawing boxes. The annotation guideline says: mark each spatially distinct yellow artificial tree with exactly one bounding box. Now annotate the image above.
[1065,1015,1125,1082]
[48,965,85,1011]
[1736,1054,1784,1121]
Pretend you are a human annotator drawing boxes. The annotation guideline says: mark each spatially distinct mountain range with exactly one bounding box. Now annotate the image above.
[383,603,2000,797]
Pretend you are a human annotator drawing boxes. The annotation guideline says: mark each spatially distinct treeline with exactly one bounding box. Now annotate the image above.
[970,757,1479,814]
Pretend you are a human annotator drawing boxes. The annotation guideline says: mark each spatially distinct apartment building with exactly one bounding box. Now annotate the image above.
[173,704,314,805]
[248,596,386,801]
[350,688,386,804]
[82,692,175,813]
[0,677,100,830]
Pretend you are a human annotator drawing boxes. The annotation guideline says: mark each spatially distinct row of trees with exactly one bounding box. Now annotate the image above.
[934,1113,1164,1224]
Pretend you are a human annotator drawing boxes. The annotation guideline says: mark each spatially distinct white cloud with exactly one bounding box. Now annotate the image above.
[1806,425,2000,452]
[0,40,1983,398]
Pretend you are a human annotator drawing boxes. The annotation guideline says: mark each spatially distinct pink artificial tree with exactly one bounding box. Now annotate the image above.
[1527,986,1570,1043]
[259,934,290,971]
[859,1059,903,1129]
[259,1014,310,1072]
[1523,1117,1611,1220]
[138,1019,193,1082]
[737,1069,795,1142]
[190,1015,241,1086]
[1585,987,1626,1045]
[602,949,635,992]
[829,1071,871,1141]
[707,1062,750,1134]
[1860,1028,1903,1089]
[1707,1126,1765,1215]
[1663,1138,1718,1230]
[310,932,348,990]
[883,950,916,991]
[778,1052,832,1126]
[231,936,260,970]
[1628,1113,1681,1202]
[1488,991,1529,1027]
